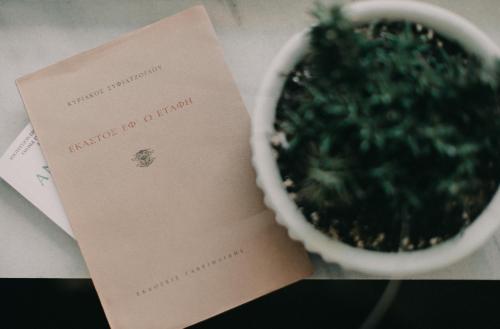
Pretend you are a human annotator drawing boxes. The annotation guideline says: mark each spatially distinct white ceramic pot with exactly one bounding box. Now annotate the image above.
[251,0,500,276]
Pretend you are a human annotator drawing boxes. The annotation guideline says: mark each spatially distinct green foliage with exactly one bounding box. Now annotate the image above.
[274,6,500,251]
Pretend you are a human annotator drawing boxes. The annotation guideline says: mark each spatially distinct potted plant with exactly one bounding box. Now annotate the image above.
[251,0,500,275]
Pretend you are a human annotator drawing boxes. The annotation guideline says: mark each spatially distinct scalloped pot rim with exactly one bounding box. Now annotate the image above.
[251,0,500,276]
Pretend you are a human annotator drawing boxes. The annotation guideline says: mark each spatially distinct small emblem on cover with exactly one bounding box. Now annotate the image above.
[132,149,155,167]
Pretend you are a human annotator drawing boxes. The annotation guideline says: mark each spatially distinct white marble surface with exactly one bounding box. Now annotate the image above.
[1,0,500,279]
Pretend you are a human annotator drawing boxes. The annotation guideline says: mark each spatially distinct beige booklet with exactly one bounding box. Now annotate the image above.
[16,5,311,329]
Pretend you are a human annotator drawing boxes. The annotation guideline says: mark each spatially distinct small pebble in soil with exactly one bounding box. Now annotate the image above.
[329,227,340,240]
[270,131,288,148]
[401,237,410,249]
[376,233,385,242]
[430,237,442,246]
[283,178,294,188]
[310,211,320,225]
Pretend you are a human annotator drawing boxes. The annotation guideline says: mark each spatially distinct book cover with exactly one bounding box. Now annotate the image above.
[16,6,312,329]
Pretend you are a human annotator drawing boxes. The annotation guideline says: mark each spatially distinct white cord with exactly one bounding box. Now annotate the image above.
[359,280,401,329]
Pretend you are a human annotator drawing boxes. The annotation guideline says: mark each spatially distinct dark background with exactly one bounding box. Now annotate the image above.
[1,279,499,329]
